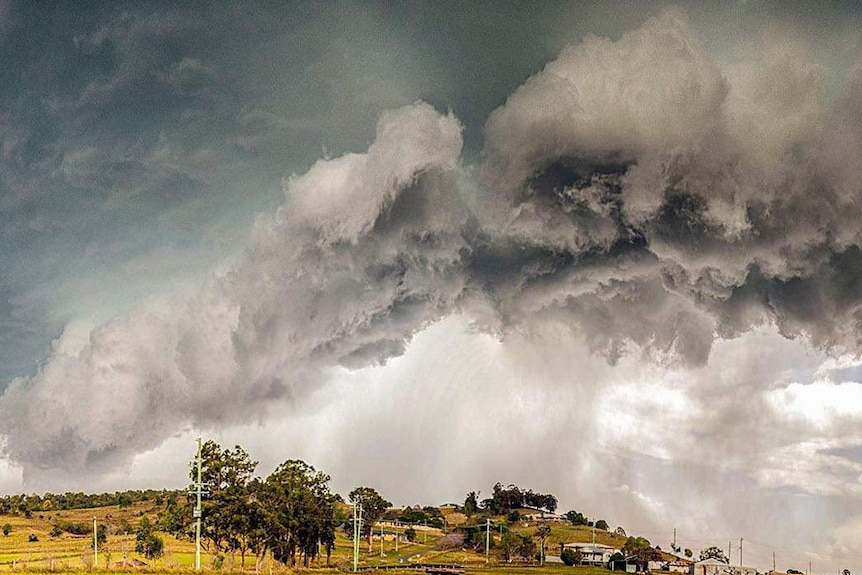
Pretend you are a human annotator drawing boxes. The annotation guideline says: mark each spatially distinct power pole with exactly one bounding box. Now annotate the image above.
[93,517,98,567]
[353,503,363,572]
[423,519,427,545]
[673,528,677,553]
[380,522,384,557]
[486,519,490,563]
[739,538,743,566]
[192,437,206,572]
[395,520,399,552]
[773,551,776,572]
[728,542,732,564]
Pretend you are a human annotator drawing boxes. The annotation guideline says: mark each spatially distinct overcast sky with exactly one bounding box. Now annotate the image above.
[3,0,862,572]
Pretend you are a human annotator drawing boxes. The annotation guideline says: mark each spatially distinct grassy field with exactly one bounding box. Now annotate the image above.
[0,504,627,574]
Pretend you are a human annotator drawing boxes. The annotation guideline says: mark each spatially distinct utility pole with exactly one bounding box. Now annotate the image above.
[773,551,776,572]
[739,538,743,567]
[192,437,206,572]
[353,503,362,572]
[380,522,384,557]
[728,542,732,564]
[395,520,399,552]
[93,517,98,567]
[673,528,677,553]
[486,519,490,563]
[423,519,427,545]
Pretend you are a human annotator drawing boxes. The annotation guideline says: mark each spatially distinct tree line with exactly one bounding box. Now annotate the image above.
[0,489,182,516]
[158,440,390,569]
[462,483,559,516]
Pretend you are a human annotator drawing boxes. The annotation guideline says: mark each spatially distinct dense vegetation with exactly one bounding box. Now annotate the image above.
[159,441,350,569]
[0,489,183,515]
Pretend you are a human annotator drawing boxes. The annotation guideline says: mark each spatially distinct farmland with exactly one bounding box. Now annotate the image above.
[0,500,624,575]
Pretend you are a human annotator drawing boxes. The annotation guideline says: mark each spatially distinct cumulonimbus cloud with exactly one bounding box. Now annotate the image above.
[3,10,862,477]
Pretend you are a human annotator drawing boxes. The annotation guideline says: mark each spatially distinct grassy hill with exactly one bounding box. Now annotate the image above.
[0,502,672,573]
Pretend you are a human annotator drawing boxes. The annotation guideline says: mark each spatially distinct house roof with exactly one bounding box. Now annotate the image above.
[564,543,615,551]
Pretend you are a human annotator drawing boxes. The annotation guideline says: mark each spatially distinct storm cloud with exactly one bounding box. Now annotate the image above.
[2,9,862,479]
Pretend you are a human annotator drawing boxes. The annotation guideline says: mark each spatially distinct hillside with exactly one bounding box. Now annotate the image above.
[0,497,679,572]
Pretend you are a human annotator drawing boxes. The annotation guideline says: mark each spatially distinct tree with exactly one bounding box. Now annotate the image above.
[564,510,588,526]
[623,537,660,571]
[464,491,479,515]
[518,534,537,562]
[404,527,416,542]
[499,531,520,563]
[561,548,582,566]
[193,441,258,565]
[534,524,551,565]
[615,526,626,537]
[595,519,609,531]
[135,517,165,559]
[699,546,728,563]
[349,487,391,552]
[91,524,107,548]
[2,523,10,536]
[262,460,340,567]
[684,549,693,559]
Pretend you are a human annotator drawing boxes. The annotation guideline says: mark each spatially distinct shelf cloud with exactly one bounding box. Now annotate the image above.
[2,8,862,508]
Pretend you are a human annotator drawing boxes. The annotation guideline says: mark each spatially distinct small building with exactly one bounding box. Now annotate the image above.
[669,560,695,573]
[691,560,758,575]
[521,510,567,522]
[563,543,617,566]
[609,556,639,573]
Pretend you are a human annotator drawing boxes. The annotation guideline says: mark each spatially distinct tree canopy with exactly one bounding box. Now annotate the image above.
[161,441,342,569]
[349,486,391,552]
[699,546,729,563]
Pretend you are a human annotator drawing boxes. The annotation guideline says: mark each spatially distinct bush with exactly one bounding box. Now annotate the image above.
[137,532,164,559]
[2,523,10,536]
[28,533,38,542]
[404,527,416,542]
[561,548,581,566]
[50,524,63,538]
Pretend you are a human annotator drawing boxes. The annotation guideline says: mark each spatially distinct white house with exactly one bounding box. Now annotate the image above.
[669,560,695,573]
[692,559,758,575]
[521,510,567,523]
[563,543,617,566]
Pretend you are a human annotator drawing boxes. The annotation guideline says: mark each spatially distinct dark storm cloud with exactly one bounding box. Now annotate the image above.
[2,2,862,493]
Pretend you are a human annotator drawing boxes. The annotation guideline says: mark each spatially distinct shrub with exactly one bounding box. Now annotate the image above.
[28,533,39,542]
[561,548,581,566]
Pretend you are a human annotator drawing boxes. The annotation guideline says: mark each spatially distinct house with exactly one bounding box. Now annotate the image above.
[650,560,694,572]
[521,509,567,522]
[609,556,639,573]
[562,543,618,566]
[691,559,758,575]
[669,560,695,573]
